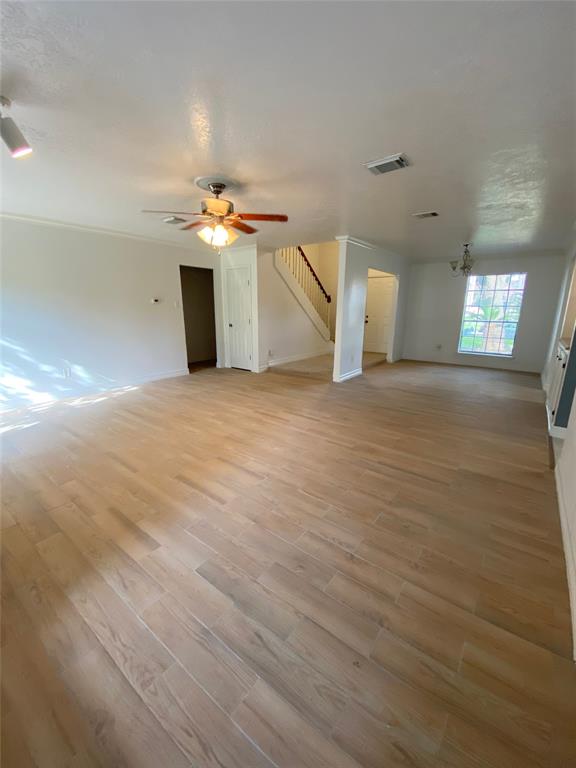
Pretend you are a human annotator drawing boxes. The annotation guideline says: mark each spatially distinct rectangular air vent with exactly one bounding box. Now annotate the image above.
[411,211,439,219]
[364,153,409,175]
[163,216,187,224]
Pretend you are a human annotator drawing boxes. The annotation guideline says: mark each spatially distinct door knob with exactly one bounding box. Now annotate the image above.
[229,323,233,327]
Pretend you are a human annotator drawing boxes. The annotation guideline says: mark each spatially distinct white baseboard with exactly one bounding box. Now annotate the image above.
[130,368,190,385]
[333,367,362,383]
[264,348,333,369]
[555,464,576,660]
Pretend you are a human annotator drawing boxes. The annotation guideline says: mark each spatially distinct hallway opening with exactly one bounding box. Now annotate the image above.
[180,266,217,373]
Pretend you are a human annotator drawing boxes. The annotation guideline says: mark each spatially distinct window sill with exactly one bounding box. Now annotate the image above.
[457,351,515,359]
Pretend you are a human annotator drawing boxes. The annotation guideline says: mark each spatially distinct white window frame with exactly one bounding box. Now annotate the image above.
[457,273,527,358]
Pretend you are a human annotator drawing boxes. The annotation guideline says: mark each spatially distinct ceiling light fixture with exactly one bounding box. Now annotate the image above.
[197,222,239,249]
[450,243,474,277]
[143,177,287,249]
[0,96,32,158]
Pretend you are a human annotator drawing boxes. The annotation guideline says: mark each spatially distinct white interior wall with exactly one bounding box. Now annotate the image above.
[257,248,333,369]
[0,216,223,410]
[403,252,566,373]
[333,237,409,382]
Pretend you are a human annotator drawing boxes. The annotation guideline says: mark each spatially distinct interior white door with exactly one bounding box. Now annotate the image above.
[225,266,252,370]
[364,276,395,353]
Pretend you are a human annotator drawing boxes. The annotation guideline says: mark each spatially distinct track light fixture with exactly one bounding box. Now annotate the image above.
[0,96,33,158]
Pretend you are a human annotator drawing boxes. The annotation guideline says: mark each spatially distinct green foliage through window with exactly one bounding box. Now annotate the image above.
[458,274,526,356]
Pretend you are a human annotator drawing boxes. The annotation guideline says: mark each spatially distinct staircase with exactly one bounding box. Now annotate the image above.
[275,246,332,338]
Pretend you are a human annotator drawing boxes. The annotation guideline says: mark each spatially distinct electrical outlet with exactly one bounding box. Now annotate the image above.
[62,367,72,378]
[436,344,442,351]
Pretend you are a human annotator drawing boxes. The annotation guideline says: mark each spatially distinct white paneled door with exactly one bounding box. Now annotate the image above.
[225,266,252,370]
[364,275,395,354]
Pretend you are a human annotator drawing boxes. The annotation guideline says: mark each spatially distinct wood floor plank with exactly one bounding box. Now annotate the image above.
[259,562,380,655]
[287,617,449,742]
[48,502,165,613]
[61,648,190,768]
[198,556,301,639]
[37,533,173,692]
[332,698,441,768]
[189,518,271,578]
[232,679,363,768]
[140,545,233,626]
[213,607,348,733]
[91,506,160,560]
[296,530,403,600]
[371,628,553,759]
[6,493,60,544]
[442,714,545,768]
[239,525,336,588]
[142,662,275,768]
[1,696,42,768]
[142,595,258,714]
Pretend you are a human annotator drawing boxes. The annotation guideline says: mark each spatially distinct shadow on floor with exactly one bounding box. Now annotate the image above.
[270,352,386,381]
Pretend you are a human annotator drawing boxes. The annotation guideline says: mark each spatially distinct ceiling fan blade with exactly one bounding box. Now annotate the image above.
[236,214,288,222]
[180,221,204,230]
[229,220,258,234]
[142,210,201,215]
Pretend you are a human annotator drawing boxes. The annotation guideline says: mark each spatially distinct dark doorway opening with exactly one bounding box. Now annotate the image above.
[179,266,217,372]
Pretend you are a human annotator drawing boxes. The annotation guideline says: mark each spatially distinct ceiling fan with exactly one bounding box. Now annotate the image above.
[143,180,288,249]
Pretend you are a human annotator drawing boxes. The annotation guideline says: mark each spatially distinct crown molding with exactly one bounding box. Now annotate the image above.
[0,212,208,252]
[335,235,376,250]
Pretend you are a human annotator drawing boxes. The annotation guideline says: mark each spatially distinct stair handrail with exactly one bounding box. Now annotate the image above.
[297,246,331,304]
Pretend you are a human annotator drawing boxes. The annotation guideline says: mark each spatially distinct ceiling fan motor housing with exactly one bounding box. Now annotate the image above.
[201,197,234,217]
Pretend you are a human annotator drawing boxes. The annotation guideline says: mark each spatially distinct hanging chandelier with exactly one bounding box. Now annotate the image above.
[450,243,474,277]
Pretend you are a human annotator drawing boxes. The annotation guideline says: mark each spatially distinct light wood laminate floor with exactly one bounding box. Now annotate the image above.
[1,361,574,767]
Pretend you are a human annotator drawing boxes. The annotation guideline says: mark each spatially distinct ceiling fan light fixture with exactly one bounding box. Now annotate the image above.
[197,223,238,248]
[143,177,287,245]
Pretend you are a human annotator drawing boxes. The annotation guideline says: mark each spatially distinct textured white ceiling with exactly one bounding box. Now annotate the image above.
[1,1,574,261]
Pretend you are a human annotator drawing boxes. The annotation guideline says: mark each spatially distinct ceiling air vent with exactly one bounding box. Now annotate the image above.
[411,211,439,219]
[163,216,187,224]
[364,153,409,175]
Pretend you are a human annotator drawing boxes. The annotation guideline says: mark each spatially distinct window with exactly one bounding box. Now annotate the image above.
[458,273,526,356]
